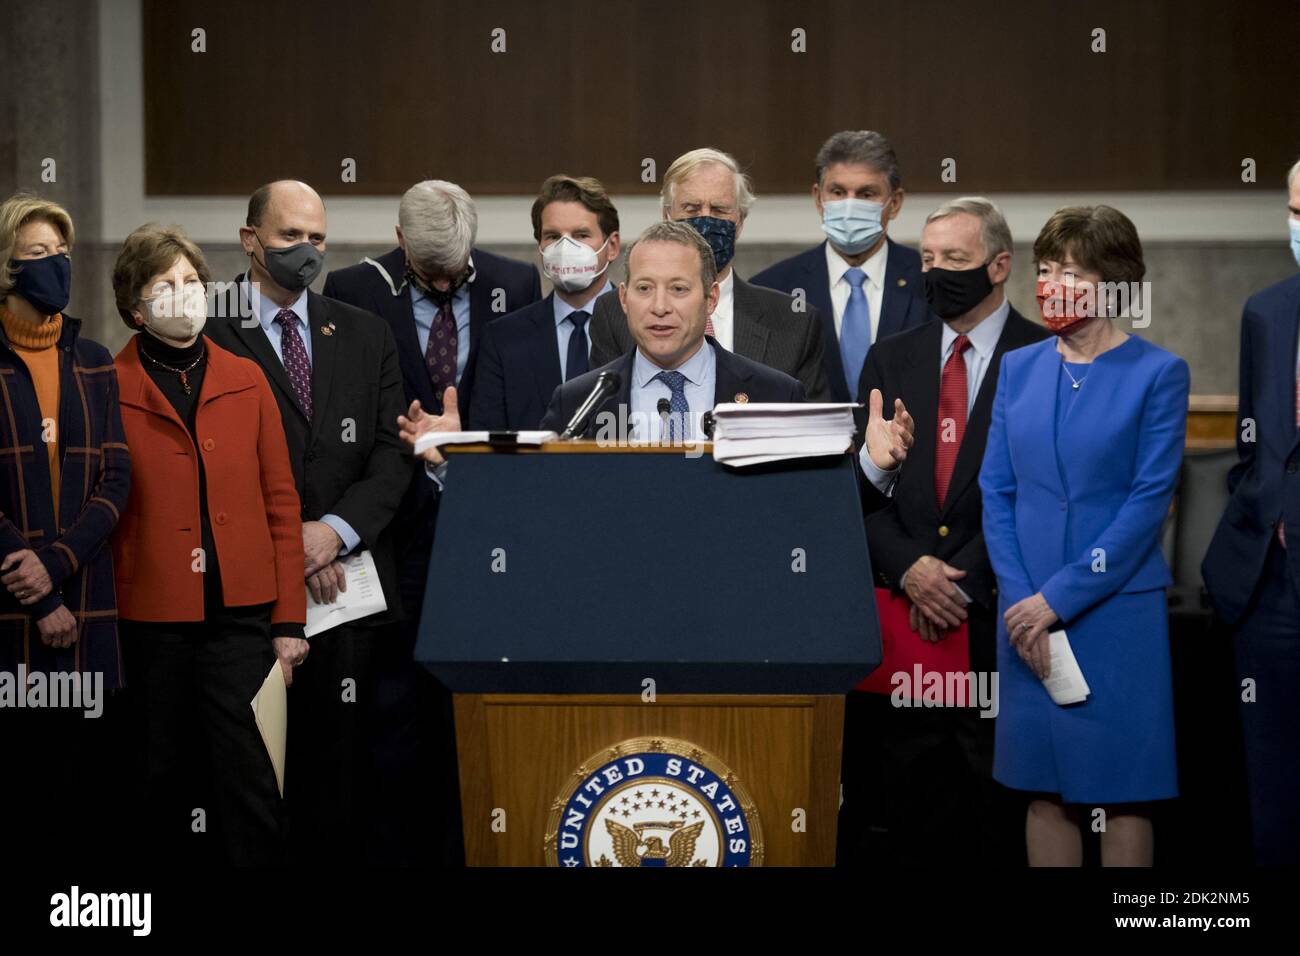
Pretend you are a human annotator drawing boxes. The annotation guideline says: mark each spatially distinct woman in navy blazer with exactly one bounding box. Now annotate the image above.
[979,206,1189,866]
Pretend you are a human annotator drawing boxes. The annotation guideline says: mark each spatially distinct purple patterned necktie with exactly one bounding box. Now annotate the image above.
[425,301,458,411]
[274,309,313,419]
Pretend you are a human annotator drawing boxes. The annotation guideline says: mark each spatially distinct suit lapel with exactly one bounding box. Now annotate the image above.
[532,294,564,409]
[877,239,913,341]
[904,320,944,519]
[227,275,308,422]
[711,339,756,406]
[940,309,1031,516]
[729,277,771,365]
[1279,286,1300,455]
[584,351,635,437]
[807,244,849,402]
[306,292,339,443]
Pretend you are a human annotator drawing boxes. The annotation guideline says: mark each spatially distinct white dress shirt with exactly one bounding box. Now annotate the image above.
[826,239,888,344]
[709,270,736,351]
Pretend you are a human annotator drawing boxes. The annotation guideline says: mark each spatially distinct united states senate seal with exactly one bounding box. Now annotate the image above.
[544,737,763,867]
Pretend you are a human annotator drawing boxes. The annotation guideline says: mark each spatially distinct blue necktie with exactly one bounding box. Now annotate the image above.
[840,267,871,400]
[653,370,690,442]
[566,310,590,381]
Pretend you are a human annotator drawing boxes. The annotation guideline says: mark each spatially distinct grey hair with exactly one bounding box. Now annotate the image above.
[814,130,901,191]
[398,180,478,276]
[1287,158,1300,189]
[660,148,756,221]
[925,196,1013,260]
[625,220,717,291]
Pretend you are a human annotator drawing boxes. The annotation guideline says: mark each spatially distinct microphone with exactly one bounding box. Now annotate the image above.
[701,410,716,438]
[560,371,621,440]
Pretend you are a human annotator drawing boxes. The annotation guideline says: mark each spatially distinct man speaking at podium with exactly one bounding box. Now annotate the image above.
[401,220,914,466]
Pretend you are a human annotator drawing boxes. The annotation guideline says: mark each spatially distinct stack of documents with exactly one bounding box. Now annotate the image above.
[413,430,555,457]
[711,403,857,466]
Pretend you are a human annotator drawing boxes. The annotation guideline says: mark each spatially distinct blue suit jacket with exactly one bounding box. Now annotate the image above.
[469,293,565,431]
[322,246,541,421]
[751,238,930,406]
[1203,273,1300,624]
[980,335,1189,625]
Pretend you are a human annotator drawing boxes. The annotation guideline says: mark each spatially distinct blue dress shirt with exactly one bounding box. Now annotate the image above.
[410,275,472,389]
[631,342,716,442]
[554,281,612,381]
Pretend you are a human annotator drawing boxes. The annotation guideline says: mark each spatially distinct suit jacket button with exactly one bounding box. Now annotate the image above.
[938,524,949,537]
[215,512,227,525]
[992,586,998,595]
[1288,462,1298,474]
[203,438,215,451]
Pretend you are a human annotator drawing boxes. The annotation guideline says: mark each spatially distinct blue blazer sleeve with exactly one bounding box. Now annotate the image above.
[1039,355,1189,624]
[468,320,508,431]
[979,353,1037,606]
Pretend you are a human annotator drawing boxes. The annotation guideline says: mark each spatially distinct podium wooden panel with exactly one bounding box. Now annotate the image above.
[454,693,845,867]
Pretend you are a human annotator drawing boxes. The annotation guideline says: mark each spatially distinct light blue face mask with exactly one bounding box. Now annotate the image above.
[1290,217,1300,269]
[821,198,885,255]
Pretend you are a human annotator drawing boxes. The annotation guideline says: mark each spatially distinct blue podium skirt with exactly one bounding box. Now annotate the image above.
[992,588,1178,804]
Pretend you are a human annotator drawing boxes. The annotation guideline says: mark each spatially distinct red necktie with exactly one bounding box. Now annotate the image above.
[934,334,971,508]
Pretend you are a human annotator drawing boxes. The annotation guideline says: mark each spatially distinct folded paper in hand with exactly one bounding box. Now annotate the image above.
[305,549,388,638]
[711,402,858,466]
[250,660,287,796]
[1042,629,1091,705]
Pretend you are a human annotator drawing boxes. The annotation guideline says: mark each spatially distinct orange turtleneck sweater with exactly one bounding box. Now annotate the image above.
[1,308,63,508]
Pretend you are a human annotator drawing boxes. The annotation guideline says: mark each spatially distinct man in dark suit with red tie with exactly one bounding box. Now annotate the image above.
[843,197,1047,867]
[206,180,412,864]
[1202,160,1300,866]
[752,130,931,433]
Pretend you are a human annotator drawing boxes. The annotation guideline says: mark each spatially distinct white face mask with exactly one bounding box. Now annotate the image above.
[141,283,208,341]
[541,235,610,293]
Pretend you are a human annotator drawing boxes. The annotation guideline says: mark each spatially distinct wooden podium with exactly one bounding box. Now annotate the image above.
[416,443,880,867]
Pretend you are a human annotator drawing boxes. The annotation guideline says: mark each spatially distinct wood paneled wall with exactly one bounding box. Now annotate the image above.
[143,0,1300,196]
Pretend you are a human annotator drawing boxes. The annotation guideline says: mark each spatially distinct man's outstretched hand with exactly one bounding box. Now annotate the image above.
[864,388,914,472]
[398,387,461,464]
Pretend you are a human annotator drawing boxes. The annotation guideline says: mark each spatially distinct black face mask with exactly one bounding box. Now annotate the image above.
[405,261,473,308]
[924,262,994,320]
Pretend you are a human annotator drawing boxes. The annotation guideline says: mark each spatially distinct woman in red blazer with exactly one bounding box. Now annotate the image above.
[111,224,306,866]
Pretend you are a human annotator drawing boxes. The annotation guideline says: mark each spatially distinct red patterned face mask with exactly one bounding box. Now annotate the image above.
[1036,278,1097,336]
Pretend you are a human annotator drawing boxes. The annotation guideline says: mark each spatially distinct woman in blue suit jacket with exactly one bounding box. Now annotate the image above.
[979,206,1189,866]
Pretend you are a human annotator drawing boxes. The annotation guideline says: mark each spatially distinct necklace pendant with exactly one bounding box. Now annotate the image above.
[180,371,191,395]
[1072,381,1081,389]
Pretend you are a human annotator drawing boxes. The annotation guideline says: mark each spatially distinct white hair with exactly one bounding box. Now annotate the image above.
[925,196,1013,259]
[398,180,478,276]
[661,147,756,221]
[1287,158,1300,190]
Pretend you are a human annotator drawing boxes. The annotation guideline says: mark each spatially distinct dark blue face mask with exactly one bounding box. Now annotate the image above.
[680,215,737,272]
[7,252,72,316]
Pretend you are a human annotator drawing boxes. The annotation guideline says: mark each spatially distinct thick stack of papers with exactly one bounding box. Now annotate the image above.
[711,403,858,466]
[413,430,555,456]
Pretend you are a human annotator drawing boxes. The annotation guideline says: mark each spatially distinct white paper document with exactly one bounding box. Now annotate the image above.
[413,430,555,456]
[304,549,388,638]
[1042,629,1091,705]
[711,402,858,466]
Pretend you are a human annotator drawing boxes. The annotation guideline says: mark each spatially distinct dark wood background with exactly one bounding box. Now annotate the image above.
[143,0,1300,196]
